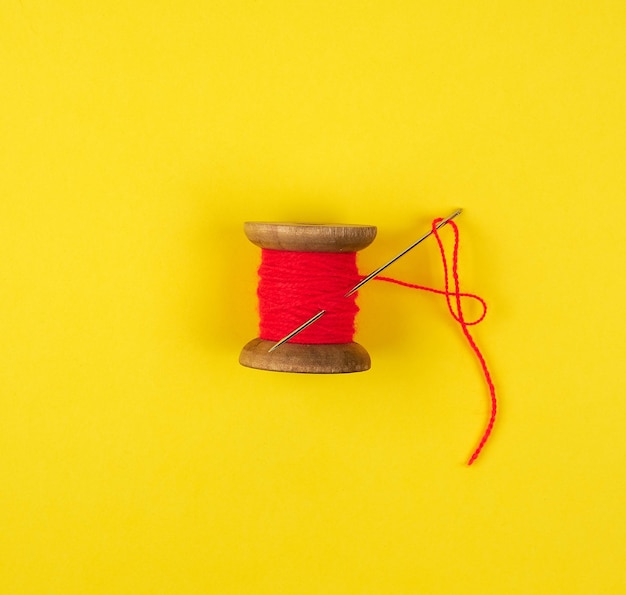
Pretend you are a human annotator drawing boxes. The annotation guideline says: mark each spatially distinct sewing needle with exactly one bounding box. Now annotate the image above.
[267,208,463,352]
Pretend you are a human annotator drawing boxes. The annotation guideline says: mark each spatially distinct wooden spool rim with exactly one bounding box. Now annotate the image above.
[239,339,371,374]
[244,221,377,252]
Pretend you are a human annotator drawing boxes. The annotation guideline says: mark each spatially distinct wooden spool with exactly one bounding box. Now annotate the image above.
[239,221,378,374]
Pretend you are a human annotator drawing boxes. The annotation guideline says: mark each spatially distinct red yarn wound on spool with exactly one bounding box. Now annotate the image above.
[256,220,497,465]
[258,249,361,344]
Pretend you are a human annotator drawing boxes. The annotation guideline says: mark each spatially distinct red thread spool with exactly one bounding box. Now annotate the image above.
[239,222,377,373]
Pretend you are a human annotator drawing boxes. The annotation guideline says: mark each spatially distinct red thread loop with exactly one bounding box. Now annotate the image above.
[374,220,496,465]
[435,219,496,465]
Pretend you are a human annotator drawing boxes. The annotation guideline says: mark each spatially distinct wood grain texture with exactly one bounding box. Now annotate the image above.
[244,222,377,252]
[239,338,371,373]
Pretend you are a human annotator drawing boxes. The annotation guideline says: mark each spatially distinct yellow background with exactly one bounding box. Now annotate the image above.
[2,1,625,593]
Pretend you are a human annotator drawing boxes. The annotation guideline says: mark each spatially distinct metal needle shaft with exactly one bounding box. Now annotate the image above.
[267,208,463,353]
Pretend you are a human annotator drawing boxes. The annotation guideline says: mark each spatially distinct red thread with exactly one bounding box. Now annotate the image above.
[372,277,487,326]
[258,249,361,344]
[434,219,496,464]
[374,220,497,465]
[256,220,496,464]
